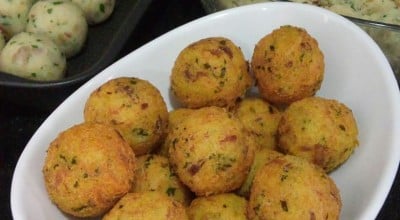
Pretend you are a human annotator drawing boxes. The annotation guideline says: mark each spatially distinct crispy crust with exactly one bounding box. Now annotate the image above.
[42,122,136,218]
[233,97,282,150]
[188,193,248,220]
[237,148,283,198]
[84,77,169,156]
[168,106,251,196]
[251,25,324,105]
[157,108,195,157]
[131,154,194,206]
[102,192,189,220]
[171,37,253,108]
[248,155,342,219]
[278,96,359,172]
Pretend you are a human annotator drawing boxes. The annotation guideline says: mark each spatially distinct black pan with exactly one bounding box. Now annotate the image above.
[0,0,153,111]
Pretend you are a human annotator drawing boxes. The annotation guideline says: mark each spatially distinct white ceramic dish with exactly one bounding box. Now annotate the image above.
[10,2,400,219]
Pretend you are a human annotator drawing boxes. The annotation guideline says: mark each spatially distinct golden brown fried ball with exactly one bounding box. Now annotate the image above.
[237,148,283,198]
[241,134,257,180]
[234,97,282,150]
[188,193,248,220]
[131,154,193,206]
[251,25,324,105]
[157,108,194,157]
[42,122,136,218]
[278,96,359,172]
[168,106,251,196]
[102,191,189,220]
[84,77,169,156]
[248,155,341,220]
[171,37,253,108]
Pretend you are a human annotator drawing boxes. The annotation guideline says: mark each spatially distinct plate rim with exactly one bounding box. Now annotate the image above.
[10,2,400,219]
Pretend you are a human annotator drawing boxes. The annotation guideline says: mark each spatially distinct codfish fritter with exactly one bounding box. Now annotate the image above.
[157,108,194,157]
[237,148,283,198]
[248,155,341,220]
[103,191,188,220]
[251,25,324,105]
[188,193,248,220]
[171,37,253,108]
[278,96,359,172]
[42,122,136,218]
[233,97,282,150]
[84,77,169,156]
[168,106,251,196]
[131,154,193,206]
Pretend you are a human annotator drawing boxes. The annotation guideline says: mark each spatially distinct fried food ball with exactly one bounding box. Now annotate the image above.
[241,134,257,179]
[42,122,136,218]
[237,148,283,198]
[26,0,88,58]
[0,0,32,40]
[187,193,248,220]
[102,192,189,220]
[171,37,253,108]
[84,77,169,156]
[72,0,115,25]
[131,154,193,206]
[0,32,66,81]
[251,25,325,105]
[248,155,341,220]
[157,108,194,157]
[278,96,359,172]
[234,97,282,150]
[168,106,251,196]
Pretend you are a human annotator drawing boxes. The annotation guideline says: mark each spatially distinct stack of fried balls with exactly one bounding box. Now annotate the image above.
[42,25,358,219]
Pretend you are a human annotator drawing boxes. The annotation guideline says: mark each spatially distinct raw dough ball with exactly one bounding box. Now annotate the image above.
[0,31,5,51]
[72,0,115,25]
[26,0,88,58]
[0,0,33,40]
[0,32,66,81]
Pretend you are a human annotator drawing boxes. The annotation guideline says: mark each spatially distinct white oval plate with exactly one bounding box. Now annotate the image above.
[11,2,400,219]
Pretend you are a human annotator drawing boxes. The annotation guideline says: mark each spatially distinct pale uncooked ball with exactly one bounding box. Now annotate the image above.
[26,0,88,58]
[0,32,66,81]
[71,0,115,25]
[0,0,33,40]
[0,31,5,51]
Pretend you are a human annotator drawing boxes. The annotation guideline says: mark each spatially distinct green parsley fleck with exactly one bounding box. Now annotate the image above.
[132,128,149,136]
[99,3,105,13]
[166,187,176,196]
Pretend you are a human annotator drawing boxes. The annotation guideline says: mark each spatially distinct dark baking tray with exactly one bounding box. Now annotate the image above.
[0,0,152,111]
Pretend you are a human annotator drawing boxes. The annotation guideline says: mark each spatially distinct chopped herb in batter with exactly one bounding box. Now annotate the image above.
[166,187,176,196]
[132,128,149,136]
[99,3,105,13]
